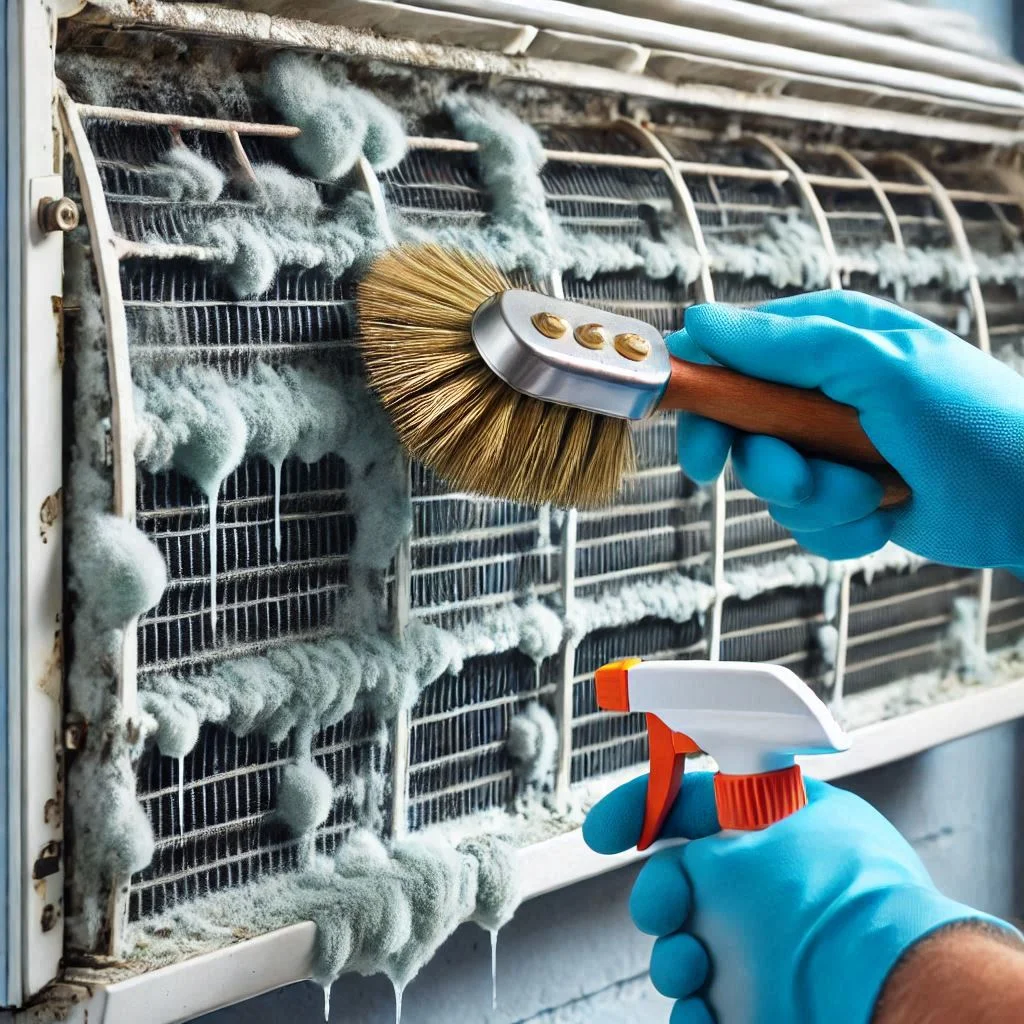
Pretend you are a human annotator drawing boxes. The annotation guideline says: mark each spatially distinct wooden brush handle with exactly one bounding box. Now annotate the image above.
[660,359,910,509]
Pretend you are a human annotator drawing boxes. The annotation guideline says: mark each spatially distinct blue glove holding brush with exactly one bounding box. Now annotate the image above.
[668,291,1024,569]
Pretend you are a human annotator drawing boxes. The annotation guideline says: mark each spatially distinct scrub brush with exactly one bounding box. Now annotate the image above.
[357,244,909,509]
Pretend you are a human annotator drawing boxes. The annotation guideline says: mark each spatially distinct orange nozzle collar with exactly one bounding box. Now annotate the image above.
[714,765,807,831]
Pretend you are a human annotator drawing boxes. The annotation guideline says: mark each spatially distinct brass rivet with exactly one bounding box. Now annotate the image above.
[614,332,651,361]
[574,323,608,350]
[531,312,569,339]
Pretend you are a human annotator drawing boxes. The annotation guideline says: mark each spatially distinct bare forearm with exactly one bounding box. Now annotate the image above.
[874,925,1024,1024]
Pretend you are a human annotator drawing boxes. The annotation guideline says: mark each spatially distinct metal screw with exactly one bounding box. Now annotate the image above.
[38,196,79,235]
[63,712,87,751]
[614,332,651,361]
[574,323,608,350]
[531,312,569,339]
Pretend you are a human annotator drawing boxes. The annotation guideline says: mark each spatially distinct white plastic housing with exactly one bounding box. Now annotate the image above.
[625,660,850,775]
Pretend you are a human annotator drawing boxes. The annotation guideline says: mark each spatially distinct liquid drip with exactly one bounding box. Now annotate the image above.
[272,460,282,558]
[392,979,404,1024]
[489,928,498,1010]
[208,490,218,641]
[177,755,185,833]
[322,982,331,1022]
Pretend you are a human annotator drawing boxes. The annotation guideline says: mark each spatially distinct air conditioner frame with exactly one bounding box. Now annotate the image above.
[6,1,1024,1021]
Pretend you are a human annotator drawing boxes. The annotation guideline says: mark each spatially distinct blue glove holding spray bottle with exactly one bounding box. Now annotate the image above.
[584,774,1015,1024]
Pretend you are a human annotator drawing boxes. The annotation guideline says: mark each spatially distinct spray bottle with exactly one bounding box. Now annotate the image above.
[595,658,849,846]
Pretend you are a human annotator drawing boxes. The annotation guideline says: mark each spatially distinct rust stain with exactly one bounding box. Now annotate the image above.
[39,487,62,543]
[41,903,58,932]
[44,797,62,828]
[47,727,65,827]
[33,840,61,880]
[52,295,64,368]
[38,626,63,700]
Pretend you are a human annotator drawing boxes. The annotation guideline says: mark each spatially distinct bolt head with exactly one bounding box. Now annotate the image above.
[38,196,80,234]
[614,332,651,361]
[530,312,569,339]
[574,323,608,350]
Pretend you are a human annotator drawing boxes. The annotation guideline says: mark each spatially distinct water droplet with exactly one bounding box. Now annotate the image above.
[271,460,282,559]
[322,981,331,1022]
[489,928,498,1010]
[392,979,404,1024]
[177,755,185,833]
[207,491,219,641]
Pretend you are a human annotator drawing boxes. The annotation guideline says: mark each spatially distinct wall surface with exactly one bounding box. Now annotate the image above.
[929,0,1013,53]
[193,720,1024,1024]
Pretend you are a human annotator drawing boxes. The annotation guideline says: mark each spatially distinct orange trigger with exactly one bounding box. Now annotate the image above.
[673,732,700,755]
[639,715,696,851]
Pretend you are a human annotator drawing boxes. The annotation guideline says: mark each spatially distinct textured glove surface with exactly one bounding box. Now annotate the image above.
[668,291,1024,567]
[584,774,1012,1024]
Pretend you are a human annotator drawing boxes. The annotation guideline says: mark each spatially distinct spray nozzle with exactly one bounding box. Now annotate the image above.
[595,658,849,849]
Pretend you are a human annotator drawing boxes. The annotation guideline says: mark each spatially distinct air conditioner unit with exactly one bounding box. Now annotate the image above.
[5,1,1024,1021]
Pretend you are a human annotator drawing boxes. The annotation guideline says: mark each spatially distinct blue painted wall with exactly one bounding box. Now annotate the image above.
[931,0,1013,54]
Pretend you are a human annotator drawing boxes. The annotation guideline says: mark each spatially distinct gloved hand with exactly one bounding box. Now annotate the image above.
[583,773,1014,1024]
[668,291,1024,568]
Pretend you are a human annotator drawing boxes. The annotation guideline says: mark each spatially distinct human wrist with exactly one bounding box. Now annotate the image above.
[802,885,1013,1024]
[873,922,1024,1024]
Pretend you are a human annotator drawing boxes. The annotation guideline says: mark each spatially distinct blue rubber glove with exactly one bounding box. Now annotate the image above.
[583,773,1015,1024]
[668,291,1024,567]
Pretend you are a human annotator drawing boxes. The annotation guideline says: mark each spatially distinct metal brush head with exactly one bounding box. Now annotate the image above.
[357,244,642,508]
[471,291,670,420]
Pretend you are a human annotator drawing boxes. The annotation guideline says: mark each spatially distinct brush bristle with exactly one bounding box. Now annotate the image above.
[358,244,635,508]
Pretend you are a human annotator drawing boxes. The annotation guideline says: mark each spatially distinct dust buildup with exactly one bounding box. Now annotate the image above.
[263,53,407,180]
[64,238,167,948]
[506,703,559,788]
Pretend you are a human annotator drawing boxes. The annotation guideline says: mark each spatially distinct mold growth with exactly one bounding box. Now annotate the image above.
[506,703,559,788]
[133,364,246,636]
[946,597,992,681]
[723,543,929,603]
[724,552,830,601]
[567,572,717,639]
[816,623,840,683]
[456,834,522,1009]
[67,47,1011,995]
[57,48,253,121]
[275,760,337,864]
[64,237,168,947]
[140,618,459,757]
[148,145,227,203]
[126,829,521,1015]
[438,92,557,279]
[707,216,833,290]
[847,242,1024,296]
[263,52,407,179]
[134,360,412,632]
[450,601,564,670]
[398,93,702,284]
[843,543,930,586]
[184,163,384,298]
